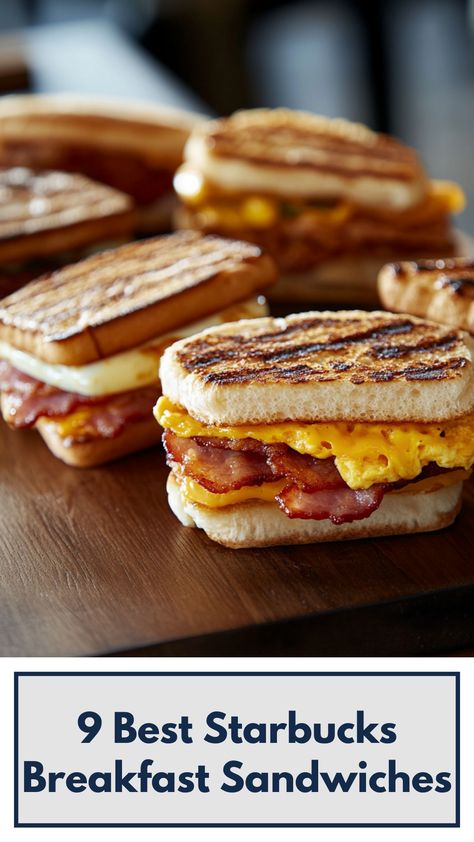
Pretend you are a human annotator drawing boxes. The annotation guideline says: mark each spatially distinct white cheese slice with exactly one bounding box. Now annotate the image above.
[0,296,267,397]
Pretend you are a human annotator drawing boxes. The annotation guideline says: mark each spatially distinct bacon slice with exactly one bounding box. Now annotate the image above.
[0,362,158,440]
[164,433,454,523]
[163,431,394,523]
[276,484,385,524]
[163,430,274,493]
[0,362,109,428]
[265,443,345,490]
[57,387,159,444]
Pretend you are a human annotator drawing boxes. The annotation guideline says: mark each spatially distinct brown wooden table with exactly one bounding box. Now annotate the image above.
[1,415,473,658]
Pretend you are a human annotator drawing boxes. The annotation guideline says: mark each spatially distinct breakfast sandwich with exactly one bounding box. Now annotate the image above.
[155,310,474,547]
[0,93,204,232]
[0,166,134,297]
[378,257,474,335]
[174,108,466,304]
[0,231,276,466]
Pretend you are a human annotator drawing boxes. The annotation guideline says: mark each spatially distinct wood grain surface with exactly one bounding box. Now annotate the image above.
[1,418,473,658]
[2,238,474,659]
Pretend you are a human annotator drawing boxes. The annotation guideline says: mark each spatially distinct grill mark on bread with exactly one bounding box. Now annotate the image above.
[0,167,132,241]
[204,111,424,182]
[371,332,459,358]
[0,232,267,341]
[175,311,470,385]
[437,276,474,296]
[383,258,474,307]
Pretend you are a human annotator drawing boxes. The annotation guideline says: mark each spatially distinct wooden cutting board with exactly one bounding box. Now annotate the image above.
[1,417,473,658]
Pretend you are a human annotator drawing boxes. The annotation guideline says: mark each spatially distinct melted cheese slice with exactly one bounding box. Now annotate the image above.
[175,168,465,229]
[179,469,470,509]
[180,476,286,508]
[156,397,474,490]
[0,297,267,397]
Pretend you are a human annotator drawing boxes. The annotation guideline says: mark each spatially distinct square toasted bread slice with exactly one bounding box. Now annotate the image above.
[159,310,474,424]
[0,166,135,265]
[183,108,428,211]
[0,231,277,366]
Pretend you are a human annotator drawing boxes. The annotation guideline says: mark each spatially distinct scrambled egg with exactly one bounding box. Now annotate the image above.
[156,397,474,491]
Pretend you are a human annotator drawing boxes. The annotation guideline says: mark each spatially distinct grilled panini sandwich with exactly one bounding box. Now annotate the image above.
[0,231,276,466]
[0,94,203,232]
[156,310,474,547]
[0,166,134,296]
[175,108,465,304]
[378,258,474,335]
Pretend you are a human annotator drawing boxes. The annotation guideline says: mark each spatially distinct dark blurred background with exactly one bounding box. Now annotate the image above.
[1,0,473,230]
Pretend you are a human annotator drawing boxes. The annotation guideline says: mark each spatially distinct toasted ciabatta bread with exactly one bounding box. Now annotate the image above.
[0,232,277,366]
[167,473,462,548]
[159,310,474,424]
[0,167,135,265]
[36,414,161,468]
[378,257,474,335]
[0,94,203,167]
[184,109,428,210]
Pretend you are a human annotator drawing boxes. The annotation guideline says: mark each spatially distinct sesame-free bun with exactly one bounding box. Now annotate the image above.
[167,473,463,548]
[184,108,428,211]
[159,310,474,424]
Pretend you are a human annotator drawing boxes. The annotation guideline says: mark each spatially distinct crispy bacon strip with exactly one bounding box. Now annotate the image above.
[0,362,158,440]
[163,430,274,492]
[265,442,345,490]
[276,484,385,524]
[164,431,451,524]
[57,387,160,445]
[0,362,109,428]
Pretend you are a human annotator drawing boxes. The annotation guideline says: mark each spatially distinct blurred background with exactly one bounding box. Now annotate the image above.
[1,0,473,230]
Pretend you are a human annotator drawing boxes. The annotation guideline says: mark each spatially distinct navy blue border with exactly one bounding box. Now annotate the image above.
[14,671,460,829]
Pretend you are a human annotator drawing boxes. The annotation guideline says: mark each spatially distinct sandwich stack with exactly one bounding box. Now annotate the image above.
[0,94,203,232]
[156,310,474,547]
[174,108,466,304]
[0,231,276,466]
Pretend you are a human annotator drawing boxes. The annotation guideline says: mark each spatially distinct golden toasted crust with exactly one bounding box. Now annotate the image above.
[0,232,277,365]
[36,414,162,467]
[0,167,135,263]
[185,108,428,209]
[0,94,203,165]
[160,310,474,423]
[378,258,474,335]
[173,310,470,386]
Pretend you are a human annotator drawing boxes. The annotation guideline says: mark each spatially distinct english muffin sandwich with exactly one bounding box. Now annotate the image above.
[174,108,465,304]
[0,232,276,466]
[156,311,474,547]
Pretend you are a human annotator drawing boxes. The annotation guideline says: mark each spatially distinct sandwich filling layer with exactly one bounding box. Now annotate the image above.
[156,398,474,523]
[0,299,267,446]
[175,175,464,271]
